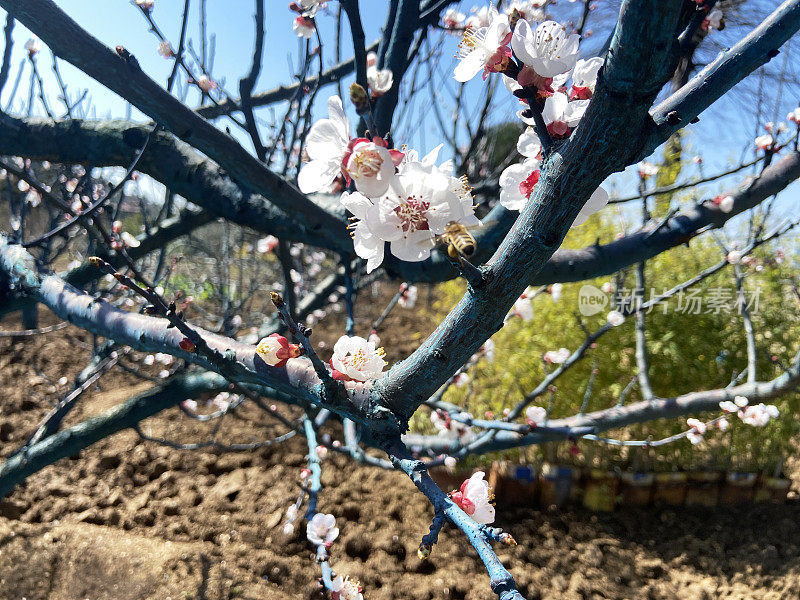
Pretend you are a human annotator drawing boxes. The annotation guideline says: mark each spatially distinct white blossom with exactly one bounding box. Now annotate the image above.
[398,284,418,308]
[24,37,42,56]
[727,250,743,264]
[451,472,495,524]
[306,513,339,545]
[544,347,571,364]
[499,128,542,211]
[454,7,512,82]
[342,150,477,272]
[431,410,475,443]
[541,92,589,138]
[511,20,580,78]
[607,310,625,326]
[570,57,603,98]
[293,15,315,38]
[298,96,351,193]
[367,66,393,96]
[331,575,363,600]
[686,418,706,445]
[526,405,547,426]
[550,283,563,303]
[330,335,386,382]
[754,134,773,150]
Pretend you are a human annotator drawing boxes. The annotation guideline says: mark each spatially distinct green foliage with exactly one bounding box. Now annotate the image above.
[418,156,800,474]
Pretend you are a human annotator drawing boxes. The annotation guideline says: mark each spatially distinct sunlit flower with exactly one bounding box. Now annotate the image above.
[306,513,339,545]
[686,418,706,444]
[135,0,154,12]
[257,235,279,253]
[157,41,174,58]
[482,338,496,362]
[344,139,400,197]
[24,37,42,57]
[256,333,302,368]
[442,7,466,29]
[450,471,495,524]
[717,417,729,432]
[298,96,351,193]
[712,194,734,213]
[637,161,659,179]
[541,91,589,138]
[788,108,800,124]
[431,410,474,442]
[544,347,570,364]
[465,6,491,29]
[343,150,477,271]
[330,335,386,381]
[505,0,546,24]
[754,134,773,151]
[570,57,603,99]
[453,7,512,82]
[601,281,613,294]
[526,405,547,426]
[550,283,563,303]
[398,283,418,308]
[511,20,580,78]
[331,575,363,600]
[607,310,625,326]
[738,403,779,427]
[196,74,215,93]
[511,289,535,321]
[293,15,315,38]
[367,66,393,96]
[499,128,541,211]
[727,250,743,264]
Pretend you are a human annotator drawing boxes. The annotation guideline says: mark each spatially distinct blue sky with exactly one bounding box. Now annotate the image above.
[1,0,798,215]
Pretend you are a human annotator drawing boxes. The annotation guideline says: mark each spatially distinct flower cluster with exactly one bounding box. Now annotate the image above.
[448,9,611,220]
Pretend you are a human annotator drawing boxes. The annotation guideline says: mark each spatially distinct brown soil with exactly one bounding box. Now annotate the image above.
[3,296,800,600]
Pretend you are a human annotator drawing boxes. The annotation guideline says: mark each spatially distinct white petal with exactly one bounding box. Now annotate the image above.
[298,159,339,193]
[572,186,608,226]
[453,51,486,82]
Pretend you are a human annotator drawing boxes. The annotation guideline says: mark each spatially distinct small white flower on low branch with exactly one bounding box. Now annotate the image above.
[525,405,547,427]
[255,333,302,368]
[712,194,734,213]
[686,418,706,445]
[306,513,339,546]
[549,283,563,303]
[330,335,387,382]
[544,347,570,364]
[511,20,580,79]
[510,288,535,322]
[431,409,475,443]
[703,8,724,31]
[606,310,625,326]
[637,161,659,179]
[196,74,215,93]
[570,57,603,100]
[726,250,743,264]
[450,471,496,524]
[453,7,512,82]
[398,283,418,308]
[331,575,363,600]
[788,107,800,124]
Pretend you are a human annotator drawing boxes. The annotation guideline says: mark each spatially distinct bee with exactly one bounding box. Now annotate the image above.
[434,221,479,259]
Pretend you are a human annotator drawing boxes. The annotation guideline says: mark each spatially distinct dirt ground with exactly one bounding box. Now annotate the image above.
[3,293,800,600]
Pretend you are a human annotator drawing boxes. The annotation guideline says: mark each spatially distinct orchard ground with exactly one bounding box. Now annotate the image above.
[2,285,800,600]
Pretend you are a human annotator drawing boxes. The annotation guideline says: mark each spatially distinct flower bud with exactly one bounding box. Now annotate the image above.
[349,83,370,114]
[179,337,196,353]
[417,542,432,560]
